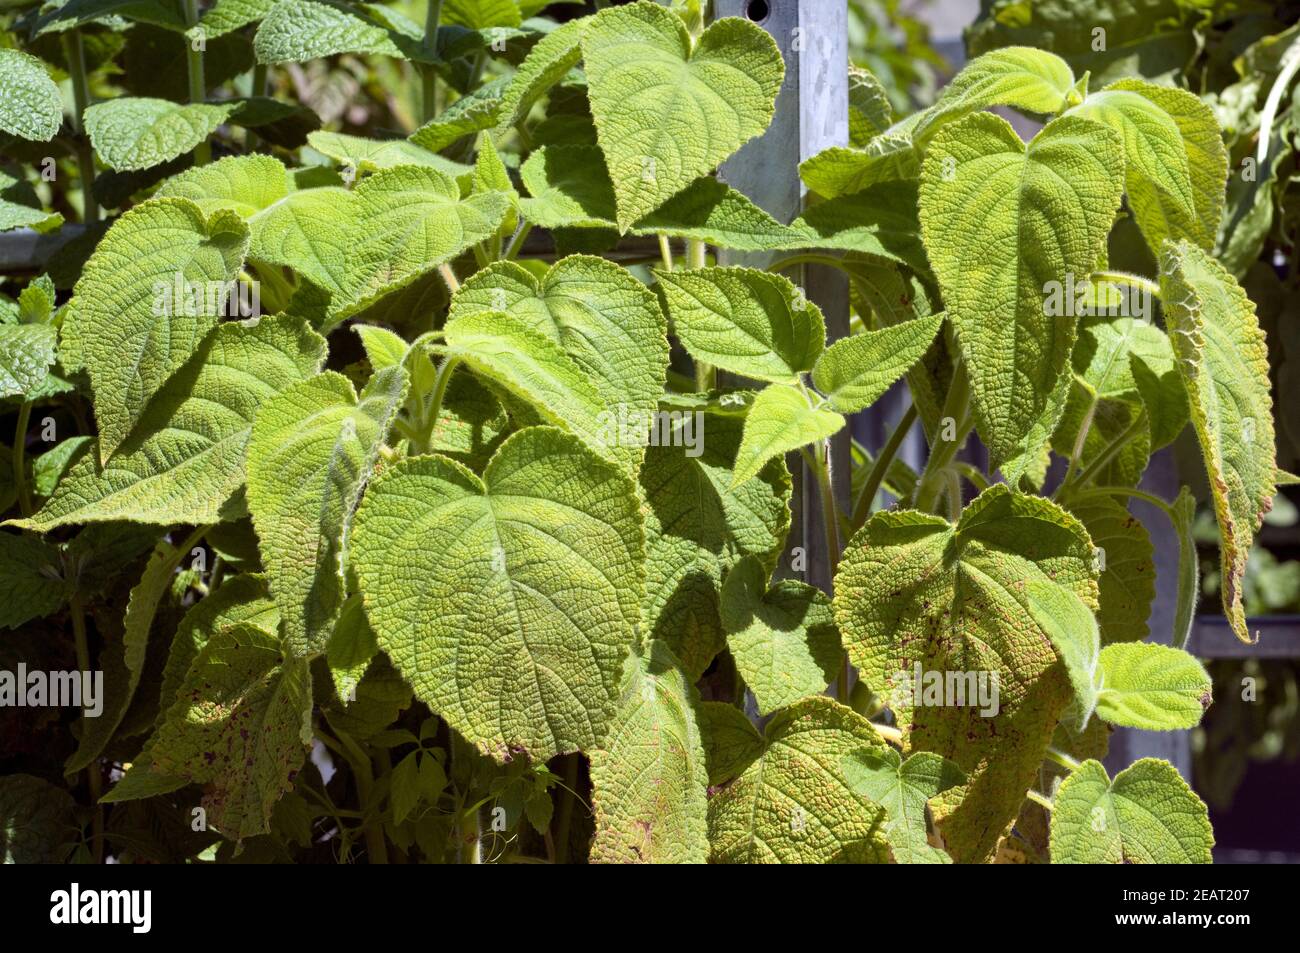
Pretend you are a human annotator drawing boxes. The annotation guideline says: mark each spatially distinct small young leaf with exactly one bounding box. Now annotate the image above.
[732,384,844,489]
[812,312,944,413]
[1096,642,1212,730]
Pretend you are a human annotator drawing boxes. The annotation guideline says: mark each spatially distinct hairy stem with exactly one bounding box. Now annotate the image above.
[913,363,972,513]
[1063,408,1148,495]
[1090,269,1161,302]
[851,403,917,531]
[658,233,674,272]
[70,594,103,862]
[504,222,533,260]
[1053,392,1098,500]
[420,0,443,123]
[1044,747,1082,773]
[183,0,210,165]
[12,401,34,517]
[416,356,460,454]
[61,30,98,223]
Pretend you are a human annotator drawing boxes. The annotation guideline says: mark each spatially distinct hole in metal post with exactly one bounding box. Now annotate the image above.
[746,0,770,22]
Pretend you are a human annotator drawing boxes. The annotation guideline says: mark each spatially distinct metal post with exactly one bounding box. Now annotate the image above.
[715,0,850,601]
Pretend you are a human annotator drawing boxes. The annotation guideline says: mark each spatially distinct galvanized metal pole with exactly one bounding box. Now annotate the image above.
[715,0,850,605]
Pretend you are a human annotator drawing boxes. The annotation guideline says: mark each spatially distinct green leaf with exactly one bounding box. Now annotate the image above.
[517,144,617,229]
[340,165,510,316]
[441,309,620,469]
[200,0,278,38]
[0,171,63,233]
[11,316,325,531]
[108,623,314,842]
[84,98,236,172]
[639,413,790,679]
[390,751,421,825]
[834,484,1098,862]
[0,775,78,863]
[788,183,930,275]
[657,267,825,384]
[733,383,843,489]
[589,641,709,864]
[1068,496,1156,645]
[919,112,1124,469]
[155,153,294,217]
[582,0,783,230]
[254,0,407,64]
[841,748,964,864]
[707,696,891,864]
[848,65,892,145]
[247,367,408,657]
[1096,642,1212,730]
[720,555,840,715]
[60,198,251,462]
[1159,240,1276,644]
[0,324,56,398]
[352,427,643,762]
[0,49,63,142]
[1023,577,1102,731]
[33,0,189,36]
[0,532,66,629]
[325,593,377,703]
[799,134,920,200]
[1067,85,1204,254]
[1170,486,1199,650]
[306,130,469,176]
[1050,758,1212,863]
[631,176,800,251]
[493,16,585,135]
[914,46,1078,144]
[409,80,505,151]
[451,254,668,467]
[812,312,943,413]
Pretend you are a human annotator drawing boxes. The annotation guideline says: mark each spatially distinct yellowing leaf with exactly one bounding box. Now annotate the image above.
[1159,240,1276,643]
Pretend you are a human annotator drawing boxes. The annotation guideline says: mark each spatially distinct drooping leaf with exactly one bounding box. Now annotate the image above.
[720,555,840,715]
[12,316,325,531]
[812,312,944,413]
[352,427,644,762]
[707,696,891,864]
[493,16,585,135]
[60,198,251,462]
[732,383,843,489]
[582,0,783,230]
[106,623,314,842]
[1159,240,1276,644]
[1022,577,1102,731]
[246,367,408,657]
[834,484,1098,862]
[919,112,1124,470]
[306,130,469,176]
[1050,758,1213,863]
[657,267,825,384]
[841,748,964,864]
[0,49,63,142]
[84,98,236,172]
[589,641,709,864]
[1096,642,1212,730]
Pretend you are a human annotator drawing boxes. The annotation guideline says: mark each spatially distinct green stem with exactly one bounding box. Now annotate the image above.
[70,594,103,862]
[552,753,580,864]
[687,238,707,270]
[808,430,850,699]
[658,233,674,272]
[12,401,33,517]
[1053,392,1098,500]
[1044,747,1081,772]
[1063,408,1148,495]
[1026,789,1054,812]
[246,63,268,150]
[852,404,917,530]
[327,722,388,864]
[1091,270,1161,302]
[913,363,972,513]
[183,0,210,165]
[416,356,460,453]
[504,222,533,260]
[61,31,98,224]
[1067,485,1174,518]
[420,1,443,123]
